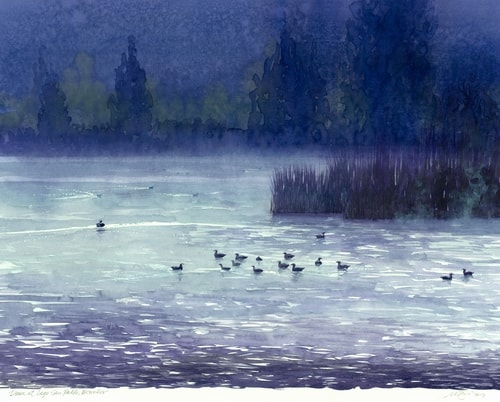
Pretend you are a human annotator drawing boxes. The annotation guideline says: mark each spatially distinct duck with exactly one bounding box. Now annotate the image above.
[252,265,264,274]
[315,257,323,266]
[462,269,474,277]
[440,273,453,281]
[232,260,242,267]
[235,253,248,261]
[219,263,231,271]
[256,256,263,262]
[291,263,305,272]
[214,250,226,259]
[283,252,295,260]
[315,232,326,239]
[336,261,350,271]
[278,261,289,269]
[96,219,105,228]
[171,263,184,271]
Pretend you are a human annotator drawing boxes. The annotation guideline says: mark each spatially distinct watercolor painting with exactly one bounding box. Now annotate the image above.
[0,0,499,400]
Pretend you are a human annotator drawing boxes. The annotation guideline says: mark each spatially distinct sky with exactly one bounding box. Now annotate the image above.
[0,0,498,97]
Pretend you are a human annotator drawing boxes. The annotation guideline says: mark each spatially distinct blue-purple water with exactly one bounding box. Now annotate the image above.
[0,155,499,389]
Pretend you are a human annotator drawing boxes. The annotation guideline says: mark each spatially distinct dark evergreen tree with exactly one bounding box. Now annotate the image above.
[433,40,499,151]
[108,35,153,138]
[248,17,331,145]
[342,0,437,146]
[34,47,72,144]
[248,44,285,137]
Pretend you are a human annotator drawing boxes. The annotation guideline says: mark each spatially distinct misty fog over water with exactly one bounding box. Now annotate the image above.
[0,156,499,388]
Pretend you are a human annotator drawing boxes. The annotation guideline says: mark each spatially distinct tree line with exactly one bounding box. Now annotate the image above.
[0,0,498,155]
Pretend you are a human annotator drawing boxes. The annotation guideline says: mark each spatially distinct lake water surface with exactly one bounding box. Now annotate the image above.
[0,155,499,389]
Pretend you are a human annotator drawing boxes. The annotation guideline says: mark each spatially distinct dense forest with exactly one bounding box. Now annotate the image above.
[0,0,498,155]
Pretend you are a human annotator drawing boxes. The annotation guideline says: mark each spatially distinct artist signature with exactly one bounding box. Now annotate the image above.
[443,390,486,400]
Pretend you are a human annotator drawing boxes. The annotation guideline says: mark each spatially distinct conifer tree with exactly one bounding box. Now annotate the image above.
[343,0,437,146]
[248,17,331,145]
[108,35,153,138]
[434,40,499,151]
[34,47,72,144]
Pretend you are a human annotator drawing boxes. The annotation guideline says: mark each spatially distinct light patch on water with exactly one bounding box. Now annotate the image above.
[0,261,19,270]
[357,245,389,253]
[342,352,375,359]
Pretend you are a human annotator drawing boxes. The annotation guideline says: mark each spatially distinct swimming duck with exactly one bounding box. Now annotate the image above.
[252,265,264,274]
[291,263,305,272]
[336,261,349,271]
[283,252,295,260]
[219,263,231,271]
[316,232,326,239]
[462,269,474,277]
[232,260,242,267]
[235,253,248,261]
[441,273,453,281]
[214,250,226,259]
[96,220,105,228]
[278,261,289,269]
[171,263,184,271]
[315,257,323,266]
[256,256,263,262]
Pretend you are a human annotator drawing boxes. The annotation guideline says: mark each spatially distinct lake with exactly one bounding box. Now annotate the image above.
[0,155,499,389]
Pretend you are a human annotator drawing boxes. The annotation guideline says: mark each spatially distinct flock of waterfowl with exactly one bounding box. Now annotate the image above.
[176,248,348,274]
[96,220,475,281]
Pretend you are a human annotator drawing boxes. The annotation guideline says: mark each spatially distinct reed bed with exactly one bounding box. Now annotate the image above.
[271,149,500,219]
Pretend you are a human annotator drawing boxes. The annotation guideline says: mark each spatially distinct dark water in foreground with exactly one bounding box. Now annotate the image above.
[0,156,499,389]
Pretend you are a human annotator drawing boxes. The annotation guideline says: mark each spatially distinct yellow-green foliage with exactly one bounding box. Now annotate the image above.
[203,83,251,129]
[166,96,190,122]
[229,94,250,130]
[0,92,23,129]
[60,52,109,128]
[201,83,230,125]
[0,91,38,129]
[159,94,201,123]
[147,79,170,123]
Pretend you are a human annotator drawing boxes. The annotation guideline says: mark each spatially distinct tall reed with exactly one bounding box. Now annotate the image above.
[271,149,500,219]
